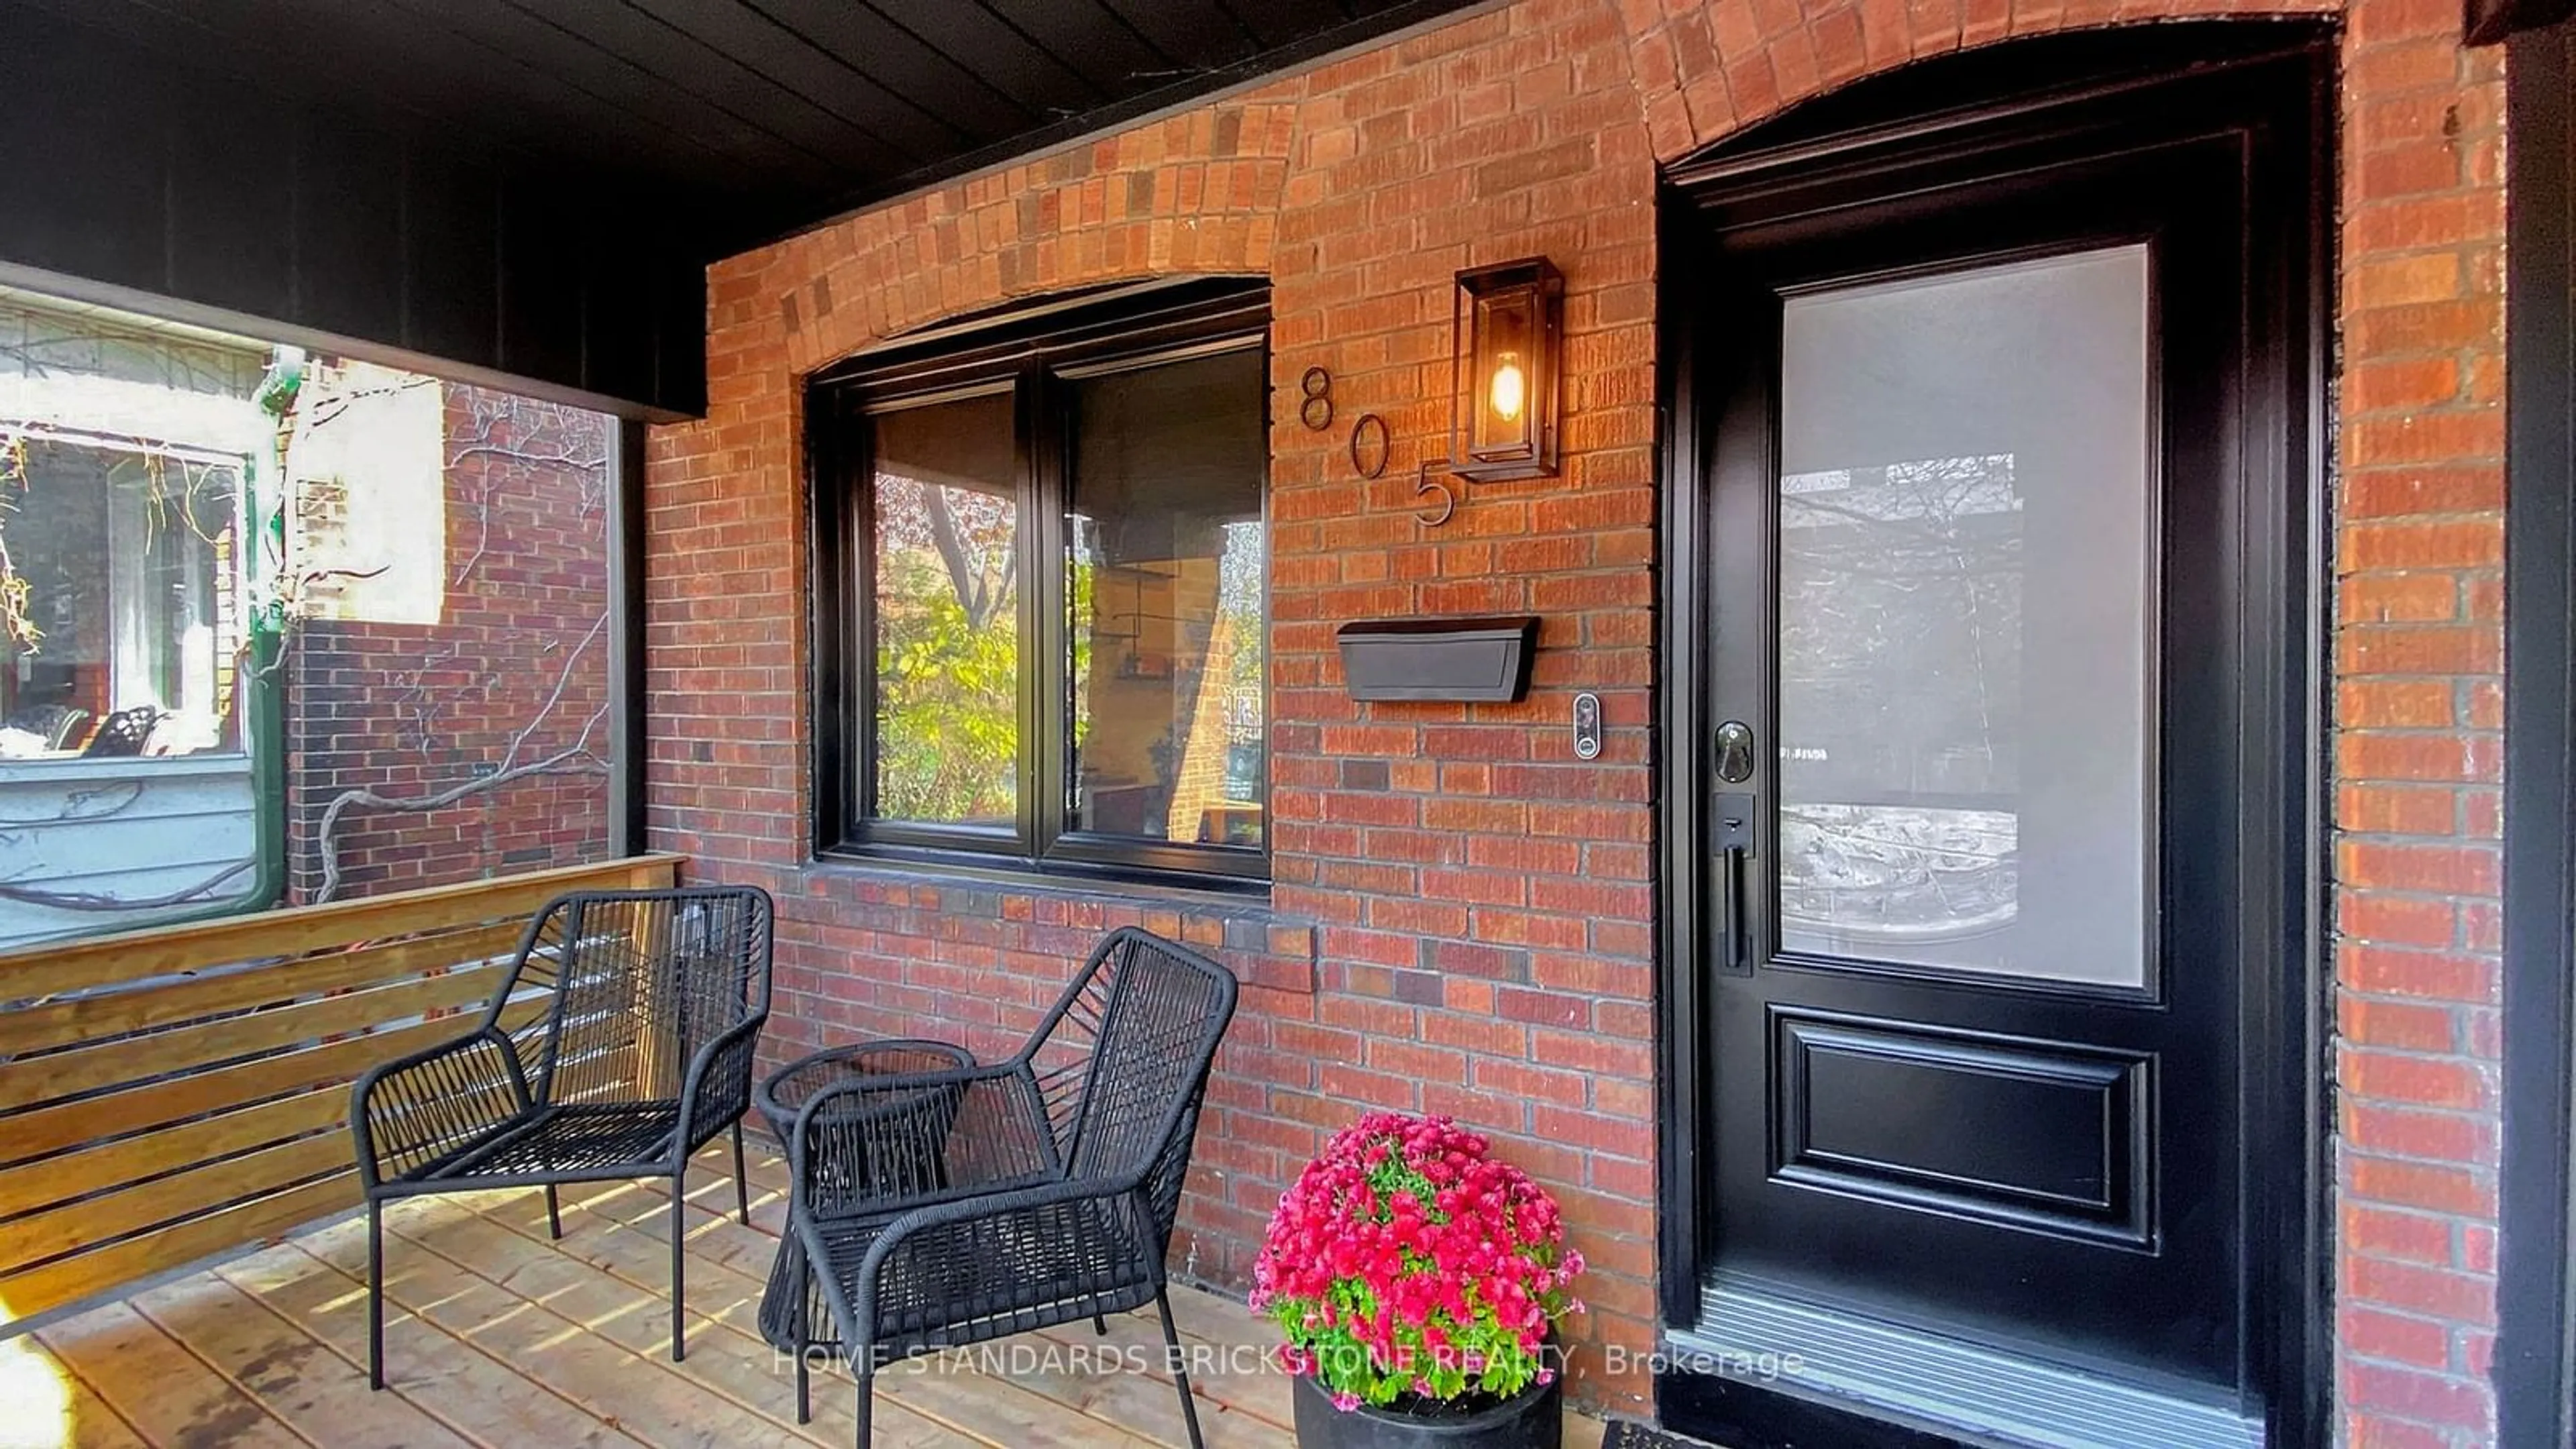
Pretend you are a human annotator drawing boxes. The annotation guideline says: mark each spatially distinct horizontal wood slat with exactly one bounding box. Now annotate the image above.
[0,1131,354,1277]
[0,855,680,1004]
[0,963,511,1113]
[0,1090,346,1222]
[0,855,684,1326]
[0,1175,358,1326]
[0,920,527,1059]
[0,997,549,1169]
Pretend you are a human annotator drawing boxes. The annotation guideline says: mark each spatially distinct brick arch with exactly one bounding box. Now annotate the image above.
[1627,0,2343,164]
[773,99,1301,375]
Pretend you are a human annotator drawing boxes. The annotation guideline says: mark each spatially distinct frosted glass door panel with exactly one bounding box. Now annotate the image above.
[1775,246,2152,987]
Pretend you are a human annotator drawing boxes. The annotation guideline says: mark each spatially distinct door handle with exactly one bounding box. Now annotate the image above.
[1713,791,1756,976]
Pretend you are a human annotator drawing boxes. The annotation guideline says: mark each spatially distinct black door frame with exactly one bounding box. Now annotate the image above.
[2495,16,2576,1449]
[1651,29,2335,1449]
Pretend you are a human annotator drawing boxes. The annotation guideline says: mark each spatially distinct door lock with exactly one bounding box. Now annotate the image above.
[1715,720,1756,784]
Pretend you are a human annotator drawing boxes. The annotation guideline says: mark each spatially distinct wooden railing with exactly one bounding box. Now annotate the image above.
[0,853,684,1326]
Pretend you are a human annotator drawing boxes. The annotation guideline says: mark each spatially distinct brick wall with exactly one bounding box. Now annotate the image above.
[2330,9,2509,1448]
[286,385,614,901]
[647,0,2510,1438]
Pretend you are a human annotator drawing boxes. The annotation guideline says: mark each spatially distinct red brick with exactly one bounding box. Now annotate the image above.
[2340,997,2461,1053]
[2343,1102,2494,1165]
[2337,783,2461,835]
[2350,1157,2499,1219]
[2340,944,2498,1002]
[2344,1203,2457,1265]
[2347,1256,2497,1327]
[2347,1363,2493,1430]
[2336,841,2502,896]
[2338,680,2459,729]
[2341,1047,2491,1112]
[2341,1305,2453,1368]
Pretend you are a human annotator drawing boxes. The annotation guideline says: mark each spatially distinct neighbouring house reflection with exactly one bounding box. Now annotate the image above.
[1778,456,2024,957]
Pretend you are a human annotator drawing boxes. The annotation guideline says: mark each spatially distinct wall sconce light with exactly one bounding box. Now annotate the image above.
[1450,257,1564,483]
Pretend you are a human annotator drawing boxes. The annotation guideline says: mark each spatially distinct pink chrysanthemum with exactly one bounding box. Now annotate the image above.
[1250,1113,1582,1411]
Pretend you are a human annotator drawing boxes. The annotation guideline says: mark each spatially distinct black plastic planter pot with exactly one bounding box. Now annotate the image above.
[1289,1371,1562,1449]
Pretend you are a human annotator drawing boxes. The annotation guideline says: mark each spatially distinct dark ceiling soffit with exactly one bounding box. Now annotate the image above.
[0,258,696,427]
[2469,0,2576,42]
[749,0,1505,254]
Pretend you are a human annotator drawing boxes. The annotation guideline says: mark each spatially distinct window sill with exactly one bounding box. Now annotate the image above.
[0,752,252,784]
[796,853,1317,996]
[813,839,1268,900]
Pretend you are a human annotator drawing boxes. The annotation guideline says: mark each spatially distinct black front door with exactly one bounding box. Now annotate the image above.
[1658,36,2325,1449]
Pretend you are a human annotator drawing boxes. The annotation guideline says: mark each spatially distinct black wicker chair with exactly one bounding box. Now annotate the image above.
[786,926,1238,1448]
[351,885,774,1389]
[79,704,160,757]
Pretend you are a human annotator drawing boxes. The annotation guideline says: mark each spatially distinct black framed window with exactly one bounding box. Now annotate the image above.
[811,279,1271,888]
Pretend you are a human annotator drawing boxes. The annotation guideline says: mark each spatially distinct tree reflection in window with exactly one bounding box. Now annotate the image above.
[869,392,1020,825]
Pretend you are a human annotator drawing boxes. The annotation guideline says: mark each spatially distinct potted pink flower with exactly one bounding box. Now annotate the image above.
[1251,1113,1585,1449]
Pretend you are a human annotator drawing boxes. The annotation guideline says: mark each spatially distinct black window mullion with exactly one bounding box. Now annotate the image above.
[1018,361,1065,864]
[811,383,875,850]
[847,390,879,830]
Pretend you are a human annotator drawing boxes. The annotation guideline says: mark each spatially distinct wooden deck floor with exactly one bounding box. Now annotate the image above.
[3,1142,1610,1448]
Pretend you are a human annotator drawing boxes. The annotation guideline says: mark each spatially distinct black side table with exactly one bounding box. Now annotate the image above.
[755,1040,974,1369]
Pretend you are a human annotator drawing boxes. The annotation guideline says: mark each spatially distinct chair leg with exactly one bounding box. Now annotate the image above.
[545,1185,562,1240]
[854,1358,874,1449]
[669,1173,688,1362]
[1093,1315,1109,1336]
[731,1122,751,1226]
[794,1245,813,1425]
[367,1199,386,1391]
[1157,1289,1205,1449]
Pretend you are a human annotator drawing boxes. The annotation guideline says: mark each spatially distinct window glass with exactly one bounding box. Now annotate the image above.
[1065,347,1267,848]
[828,284,1271,882]
[1,440,241,758]
[869,392,1020,826]
[1776,246,2151,986]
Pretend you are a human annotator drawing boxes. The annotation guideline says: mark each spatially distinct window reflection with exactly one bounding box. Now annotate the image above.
[1066,348,1267,849]
[869,392,1020,826]
[1778,455,2024,952]
[0,441,241,759]
[1775,246,2151,986]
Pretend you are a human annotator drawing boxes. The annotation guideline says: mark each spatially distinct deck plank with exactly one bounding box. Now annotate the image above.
[426,1187,1185,1446]
[58,1367,158,1449]
[744,1144,1293,1435]
[211,1239,649,1449]
[286,1216,823,1449]
[0,1332,154,1449]
[1032,1300,1294,1430]
[125,1271,474,1449]
[384,1198,1016,1448]
[484,1165,1294,1447]
[34,1300,305,1449]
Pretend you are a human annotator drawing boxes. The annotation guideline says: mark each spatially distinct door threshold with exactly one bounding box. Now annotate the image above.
[1661,1279,2263,1449]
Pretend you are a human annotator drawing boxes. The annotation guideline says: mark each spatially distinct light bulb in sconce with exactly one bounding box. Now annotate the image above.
[1489,351,1526,423]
